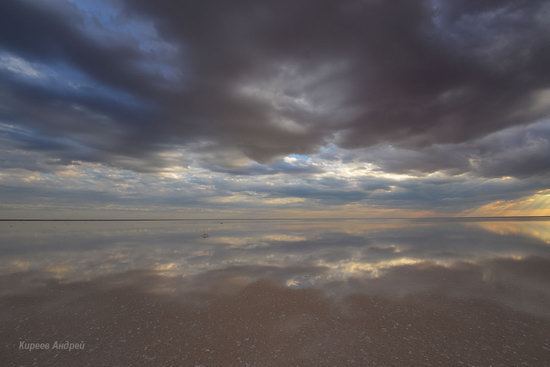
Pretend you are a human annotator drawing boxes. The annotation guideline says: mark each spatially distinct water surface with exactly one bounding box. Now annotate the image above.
[1,219,550,366]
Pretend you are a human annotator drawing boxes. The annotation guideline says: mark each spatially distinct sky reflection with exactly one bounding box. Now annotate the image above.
[2,219,550,366]
[1,219,549,286]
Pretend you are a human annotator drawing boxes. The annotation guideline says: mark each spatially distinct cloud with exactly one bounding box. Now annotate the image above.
[471,120,550,178]
[354,120,550,178]
[1,0,549,169]
[1,0,549,215]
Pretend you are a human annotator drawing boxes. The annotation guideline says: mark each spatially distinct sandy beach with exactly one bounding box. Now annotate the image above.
[2,262,550,366]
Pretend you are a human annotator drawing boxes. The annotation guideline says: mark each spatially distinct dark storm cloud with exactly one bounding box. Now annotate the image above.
[0,1,161,97]
[361,120,550,178]
[1,0,550,178]
[472,121,550,178]
[123,0,550,149]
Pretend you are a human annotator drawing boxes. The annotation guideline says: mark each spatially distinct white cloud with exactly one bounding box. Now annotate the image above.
[0,52,43,79]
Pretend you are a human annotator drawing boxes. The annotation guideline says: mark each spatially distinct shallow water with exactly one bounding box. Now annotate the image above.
[1,218,550,366]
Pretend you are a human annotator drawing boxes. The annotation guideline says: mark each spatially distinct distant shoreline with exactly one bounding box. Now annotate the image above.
[1,216,549,222]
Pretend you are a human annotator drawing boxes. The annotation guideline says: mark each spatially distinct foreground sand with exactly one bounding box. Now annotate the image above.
[2,267,550,367]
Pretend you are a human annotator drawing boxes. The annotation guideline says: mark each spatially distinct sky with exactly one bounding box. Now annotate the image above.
[0,0,549,219]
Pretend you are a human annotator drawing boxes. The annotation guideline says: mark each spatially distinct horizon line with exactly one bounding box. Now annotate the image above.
[1,215,549,222]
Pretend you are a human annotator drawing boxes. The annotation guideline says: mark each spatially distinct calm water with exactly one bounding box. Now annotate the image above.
[1,218,550,366]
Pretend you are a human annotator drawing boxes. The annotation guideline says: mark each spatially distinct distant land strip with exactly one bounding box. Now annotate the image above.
[1,216,549,222]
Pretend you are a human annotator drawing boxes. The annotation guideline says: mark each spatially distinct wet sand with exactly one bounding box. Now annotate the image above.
[2,266,550,366]
[2,219,550,366]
